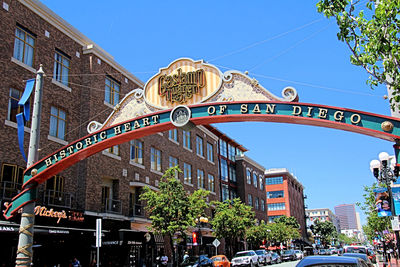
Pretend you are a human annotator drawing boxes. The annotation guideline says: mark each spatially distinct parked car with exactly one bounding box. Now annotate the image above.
[367,248,376,264]
[343,245,368,254]
[181,255,214,267]
[254,249,272,265]
[342,253,374,267]
[231,250,259,267]
[329,248,337,254]
[270,253,281,264]
[294,250,304,260]
[211,255,230,267]
[295,255,368,267]
[318,248,330,255]
[281,250,296,261]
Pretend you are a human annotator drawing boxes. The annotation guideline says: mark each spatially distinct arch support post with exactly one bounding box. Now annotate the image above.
[15,65,44,266]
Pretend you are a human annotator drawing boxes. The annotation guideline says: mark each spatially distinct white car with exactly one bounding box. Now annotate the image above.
[294,250,304,260]
[231,250,259,267]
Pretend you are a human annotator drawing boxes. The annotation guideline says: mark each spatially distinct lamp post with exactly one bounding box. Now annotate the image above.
[370,152,400,261]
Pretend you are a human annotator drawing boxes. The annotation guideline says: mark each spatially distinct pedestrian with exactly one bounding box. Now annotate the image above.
[71,257,81,267]
[183,251,189,261]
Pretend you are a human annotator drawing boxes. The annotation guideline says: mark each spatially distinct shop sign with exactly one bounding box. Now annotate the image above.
[0,226,18,232]
[144,58,222,109]
[48,229,69,234]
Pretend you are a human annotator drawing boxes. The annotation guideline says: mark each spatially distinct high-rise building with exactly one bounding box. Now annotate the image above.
[305,208,340,232]
[265,168,307,239]
[334,204,358,230]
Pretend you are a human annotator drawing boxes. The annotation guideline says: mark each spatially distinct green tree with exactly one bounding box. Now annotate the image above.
[357,183,391,242]
[268,222,301,247]
[246,220,272,249]
[140,166,209,265]
[317,0,400,112]
[311,219,338,247]
[211,198,255,258]
[337,233,357,246]
[274,216,300,229]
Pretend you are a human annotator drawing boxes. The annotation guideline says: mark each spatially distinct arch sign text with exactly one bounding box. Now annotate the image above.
[4,58,400,219]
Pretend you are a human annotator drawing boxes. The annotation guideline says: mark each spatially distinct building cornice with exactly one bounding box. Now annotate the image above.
[236,155,265,172]
[19,0,144,87]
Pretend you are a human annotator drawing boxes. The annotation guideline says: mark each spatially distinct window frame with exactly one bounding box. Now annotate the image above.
[182,130,191,149]
[150,147,162,172]
[183,162,192,184]
[49,106,67,140]
[105,76,120,106]
[208,174,215,193]
[130,140,143,164]
[196,135,204,157]
[13,25,35,67]
[206,142,213,162]
[53,49,70,86]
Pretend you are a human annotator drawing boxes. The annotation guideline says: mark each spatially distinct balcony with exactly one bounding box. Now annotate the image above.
[102,198,122,214]
[129,204,145,218]
[0,181,21,200]
[44,190,73,208]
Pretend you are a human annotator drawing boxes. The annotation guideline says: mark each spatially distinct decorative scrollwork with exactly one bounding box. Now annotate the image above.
[87,121,103,134]
[281,86,298,102]
[132,88,144,99]
[222,71,234,82]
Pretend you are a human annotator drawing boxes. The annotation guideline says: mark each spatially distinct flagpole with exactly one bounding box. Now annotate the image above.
[15,65,44,267]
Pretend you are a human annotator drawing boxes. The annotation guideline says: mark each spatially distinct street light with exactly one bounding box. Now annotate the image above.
[370,152,400,262]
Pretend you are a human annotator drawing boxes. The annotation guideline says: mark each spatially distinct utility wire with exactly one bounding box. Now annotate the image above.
[248,23,332,71]
[207,18,324,63]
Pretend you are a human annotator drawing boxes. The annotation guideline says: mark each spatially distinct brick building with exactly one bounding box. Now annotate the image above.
[264,168,307,240]
[0,1,220,266]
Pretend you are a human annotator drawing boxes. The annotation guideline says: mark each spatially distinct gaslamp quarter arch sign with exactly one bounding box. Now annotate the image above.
[4,58,400,218]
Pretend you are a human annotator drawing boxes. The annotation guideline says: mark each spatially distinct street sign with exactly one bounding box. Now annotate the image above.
[212,239,220,248]
[391,216,400,231]
[96,218,102,247]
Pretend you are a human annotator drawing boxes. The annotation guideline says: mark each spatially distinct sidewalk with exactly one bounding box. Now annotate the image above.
[377,256,400,267]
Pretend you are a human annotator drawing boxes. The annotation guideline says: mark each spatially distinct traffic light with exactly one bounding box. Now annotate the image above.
[192,231,197,245]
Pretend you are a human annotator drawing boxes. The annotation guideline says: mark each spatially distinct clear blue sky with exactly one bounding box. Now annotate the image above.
[40,0,394,225]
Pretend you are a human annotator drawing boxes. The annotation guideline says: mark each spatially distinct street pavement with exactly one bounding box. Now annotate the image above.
[377,257,400,267]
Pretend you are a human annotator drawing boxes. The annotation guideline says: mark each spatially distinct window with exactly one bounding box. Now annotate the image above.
[253,172,258,188]
[219,140,227,157]
[7,88,25,123]
[14,26,35,67]
[222,184,229,202]
[229,165,236,182]
[208,174,215,193]
[183,163,192,184]
[268,203,286,211]
[169,156,179,178]
[45,175,64,200]
[206,142,213,162]
[248,194,253,207]
[196,136,204,156]
[49,106,66,140]
[169,156,178,168]
[183,130,191,149]
[221,159,228,182]
[266,176,283,185]
[228,144,236,161]
[261,199,265,211]
[267,190,284,199]
[197,169,205,189]
[169,129,178,142]
[107,145,119,156]
[230,190,237,199]
[101,185,111,210]
[151,147,162,172]
[255,197,259,210]
[53,50,70,86]
[1,163,24,185]
[259,175,263,190]
[130,140,143,164]
[268,215,282,223]
[105,76,120,106]
[246,169,251,184]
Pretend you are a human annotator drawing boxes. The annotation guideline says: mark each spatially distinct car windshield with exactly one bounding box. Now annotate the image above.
[283,250,293,255]
[235,252,252,257]
[346,247,366,254]
[255,250,265,255]
[295,250,301,253]
[212,257,223,261]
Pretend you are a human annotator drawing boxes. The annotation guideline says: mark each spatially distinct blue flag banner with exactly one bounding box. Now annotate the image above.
[373,187,392,217]
[392,187,400,216]
[17,79,35,162]
[18,79,35,121]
